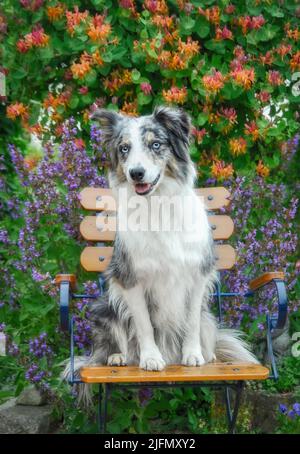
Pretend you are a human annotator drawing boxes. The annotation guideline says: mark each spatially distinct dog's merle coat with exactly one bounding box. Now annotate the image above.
[63,106,258,404]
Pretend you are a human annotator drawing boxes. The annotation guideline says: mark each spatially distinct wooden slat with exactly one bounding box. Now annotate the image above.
[79,187,230,211]
[80,215,234,241]
[249,272,285,291]
[80,216,116,241]
[80,363,269,384]
[80,246,113,272]
[215,244,236,269]
[195,187,230,210]
[80,245,236,272]
[79,188,116,211]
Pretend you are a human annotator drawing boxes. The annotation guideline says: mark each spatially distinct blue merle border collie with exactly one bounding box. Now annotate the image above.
[63,106,258,404]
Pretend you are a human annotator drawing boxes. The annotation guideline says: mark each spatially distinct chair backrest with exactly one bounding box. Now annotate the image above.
[79,187,236,272]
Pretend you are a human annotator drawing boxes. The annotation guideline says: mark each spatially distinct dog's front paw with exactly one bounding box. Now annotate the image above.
[182,349,206,367]
[107,353,127,366]
[140,350,166,371]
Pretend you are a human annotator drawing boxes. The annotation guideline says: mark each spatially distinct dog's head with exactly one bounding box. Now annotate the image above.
[91,106,194,195]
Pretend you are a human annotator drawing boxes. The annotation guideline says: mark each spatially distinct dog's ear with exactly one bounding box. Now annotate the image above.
[91,109,123,169]
[91,108,123,141]
[153,106,191,162]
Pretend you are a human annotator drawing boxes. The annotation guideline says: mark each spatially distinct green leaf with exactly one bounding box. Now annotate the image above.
[69,95,79,110]
[180,16,196,35]
[197,112,209,126]
[195,17,210,38]
[137,92,152,105]
[131,69,141,83]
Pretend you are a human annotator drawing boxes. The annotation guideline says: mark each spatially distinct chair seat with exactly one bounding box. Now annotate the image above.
[80,363,269,384]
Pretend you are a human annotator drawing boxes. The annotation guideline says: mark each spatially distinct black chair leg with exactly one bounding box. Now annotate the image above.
[224,381,244,434]
[98,384,110,433]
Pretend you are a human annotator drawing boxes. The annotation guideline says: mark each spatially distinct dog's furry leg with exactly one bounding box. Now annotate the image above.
[182,277,210,366]
[122,284,166,371]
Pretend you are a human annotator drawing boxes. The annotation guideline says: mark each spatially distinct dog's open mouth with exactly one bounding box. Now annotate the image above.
[134,173,160,195]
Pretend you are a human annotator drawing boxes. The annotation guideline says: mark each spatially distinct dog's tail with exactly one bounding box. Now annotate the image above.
[61,355,96,408]
[216,328,259,364]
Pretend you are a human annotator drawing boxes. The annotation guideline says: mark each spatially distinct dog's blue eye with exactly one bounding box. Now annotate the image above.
[152,142,161,151]
[120,145,129,154]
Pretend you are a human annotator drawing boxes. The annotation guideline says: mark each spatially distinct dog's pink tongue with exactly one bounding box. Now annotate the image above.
[135,183,151,194]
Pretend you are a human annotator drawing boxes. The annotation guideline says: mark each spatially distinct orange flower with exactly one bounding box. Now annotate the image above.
[43,91,71,110]
[267,70,283,86]
[286,26,300,41]
[230,67,255,90]
[290,51,300,72]
[162,86,187,104]
[17,26,50,52]
[219,107,237,125]
[211,160,234,180]
[87,23,111,42]
[71,60,91,79]
[177,37,200,59]
[229,137,247,156]
[6,102,28,121]
[215,26,233,41]
[92,49,104,66]
[202,70,225,94]
[192,127,206,144]
[66,6,89,35]
[198,6,220,24]
[259,51,274,66]
[245,121,259,141]
[47,4,64,22]
[144,0,168,15]
[256,160,270,178]
[120,100,138,116]
[103,69,132,93]
[152,14,174,29]
[276,44,292,60]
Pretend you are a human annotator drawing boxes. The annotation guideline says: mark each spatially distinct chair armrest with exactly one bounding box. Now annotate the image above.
[248,272,288,330]
[55,274,77,332]
[249,272,285,291]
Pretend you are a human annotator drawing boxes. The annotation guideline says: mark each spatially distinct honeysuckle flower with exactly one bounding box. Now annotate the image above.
[103,69,132,93]
[290,51,300,71]
[225,4,235,14]
[87,22,111,42]
[46,4,64,22]
[276,44,292,60]
[6,102,29,121]
[140,82,152,95]
[215,26,233,41]
[259,51,274,66]
[230,67,255,90]
[191,127,206,144]
[162,86,187,104]
[267,70,283,86]
[229,137,247,156]
[219,107,237,125]
[256,90,271,103]
[256,160,270,178]
[144,0,168,15]
[198,6,220,24]
[245,121,260,141]
[202,70,225,94]
[211,160,234,180]
[66,6,89,35]
[120,100,138,116]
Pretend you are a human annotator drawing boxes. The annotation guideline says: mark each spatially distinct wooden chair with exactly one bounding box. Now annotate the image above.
[55,186,288,434]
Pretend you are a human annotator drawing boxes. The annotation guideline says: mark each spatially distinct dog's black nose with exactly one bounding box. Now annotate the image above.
[129,167,145,182]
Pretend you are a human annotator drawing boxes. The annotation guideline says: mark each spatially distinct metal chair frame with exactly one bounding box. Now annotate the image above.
[58,273,287,434]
